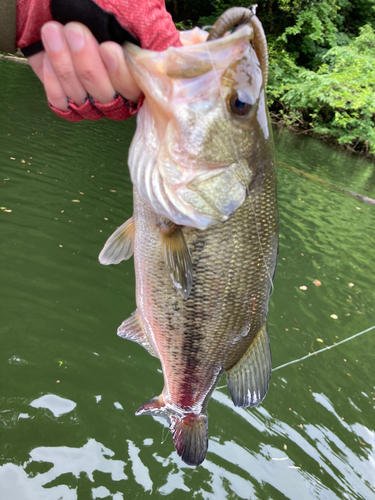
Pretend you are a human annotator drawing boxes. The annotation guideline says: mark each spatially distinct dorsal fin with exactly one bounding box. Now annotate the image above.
[226,321,272,407]
[98,217,135,265]
[158,221,193,300]
[117,310,157,357]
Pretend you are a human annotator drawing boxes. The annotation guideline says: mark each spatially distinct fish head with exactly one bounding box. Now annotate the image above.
[124,24,273,229]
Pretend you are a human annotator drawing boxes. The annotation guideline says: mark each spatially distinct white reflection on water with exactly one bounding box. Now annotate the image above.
[0,439,127,500]
[206,390,375,500]
[127,440,152,491]
[1,393,374,499]
[30,394,76,417]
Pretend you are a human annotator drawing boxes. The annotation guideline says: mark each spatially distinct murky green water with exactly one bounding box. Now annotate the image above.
[1,59,374,500]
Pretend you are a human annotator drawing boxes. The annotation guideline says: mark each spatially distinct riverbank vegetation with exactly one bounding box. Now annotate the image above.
[167,0,375,155]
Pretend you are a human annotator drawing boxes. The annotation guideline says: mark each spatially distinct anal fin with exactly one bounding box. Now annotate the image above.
[99,216,135,265]
[226,321,272,408]
[117,310,157,357]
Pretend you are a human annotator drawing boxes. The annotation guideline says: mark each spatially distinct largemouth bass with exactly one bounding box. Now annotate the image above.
[99,7,279,466]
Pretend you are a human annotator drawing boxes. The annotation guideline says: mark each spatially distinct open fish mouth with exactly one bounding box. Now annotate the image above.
[124,12,269,229]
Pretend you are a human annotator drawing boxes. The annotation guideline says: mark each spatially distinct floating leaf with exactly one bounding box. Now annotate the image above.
[299,286,307,290]
[316,338,324,343]
[330,314,338,319]
[71,199,80,203]
[348,283,354,287]
[313,279,321,287]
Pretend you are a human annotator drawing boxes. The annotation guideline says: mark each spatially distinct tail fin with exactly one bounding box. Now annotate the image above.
[170,413,208,466]
[136,397,208,466]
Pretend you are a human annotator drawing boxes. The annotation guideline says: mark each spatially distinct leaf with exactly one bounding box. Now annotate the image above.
[330,314,338,319]
[299,286,307,290]
[313,279,321,286]
[316,338,324,343]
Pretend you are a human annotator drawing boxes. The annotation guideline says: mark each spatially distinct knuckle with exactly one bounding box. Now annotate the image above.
[54,65,76,83]
[77,66,97,87]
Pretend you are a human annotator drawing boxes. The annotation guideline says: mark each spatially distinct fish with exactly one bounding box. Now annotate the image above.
[99,6,279,467]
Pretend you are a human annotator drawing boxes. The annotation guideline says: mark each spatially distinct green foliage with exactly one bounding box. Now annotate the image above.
[169,0,375,154]
[271,25,375,154]
[277,0,339,67]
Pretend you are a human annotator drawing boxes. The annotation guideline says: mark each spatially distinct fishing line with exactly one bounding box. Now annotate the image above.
[272,325,375,372]
[215,325,375,391]
[161,425,169,444]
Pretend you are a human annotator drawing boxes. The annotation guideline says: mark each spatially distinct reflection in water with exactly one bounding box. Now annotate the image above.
[127,440,152,491]
[30,394,76,417]
[0,439,127,500]
[5,390,371,499]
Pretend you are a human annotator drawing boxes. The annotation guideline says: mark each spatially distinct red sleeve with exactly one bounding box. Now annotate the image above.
[94,0,181,50]
[16,0,181,51]
[17,0,53,49]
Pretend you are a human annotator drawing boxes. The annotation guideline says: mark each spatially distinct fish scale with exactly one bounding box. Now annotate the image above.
[132,156,278,410]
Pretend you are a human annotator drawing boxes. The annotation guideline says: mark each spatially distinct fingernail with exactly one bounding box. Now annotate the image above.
[101,48,118,72]
[65,24,85,52]
[42,23,64,53]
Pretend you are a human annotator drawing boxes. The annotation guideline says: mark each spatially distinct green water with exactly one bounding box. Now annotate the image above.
[1,59,374,500]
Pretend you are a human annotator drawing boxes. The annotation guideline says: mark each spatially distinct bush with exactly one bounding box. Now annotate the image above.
[268,25,375,154]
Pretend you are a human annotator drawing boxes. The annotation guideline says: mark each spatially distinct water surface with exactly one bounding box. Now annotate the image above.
[1,59,374,499]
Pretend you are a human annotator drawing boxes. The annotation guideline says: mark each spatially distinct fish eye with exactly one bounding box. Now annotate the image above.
[229,92,252,117]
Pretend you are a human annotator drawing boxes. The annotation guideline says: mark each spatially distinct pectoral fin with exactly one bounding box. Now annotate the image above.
[98,217,135,265]
[117,310,157,357]
[159,221,193,300]
[226,322,272,407]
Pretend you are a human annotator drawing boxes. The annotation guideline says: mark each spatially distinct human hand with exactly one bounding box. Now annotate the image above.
[27,21,141,112]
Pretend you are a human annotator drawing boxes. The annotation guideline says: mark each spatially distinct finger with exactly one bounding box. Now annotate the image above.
[43,53,69,111]
[27,51,45,82]
[99,42,142,104]
[64,23,116,104]
[41,21,87,106]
